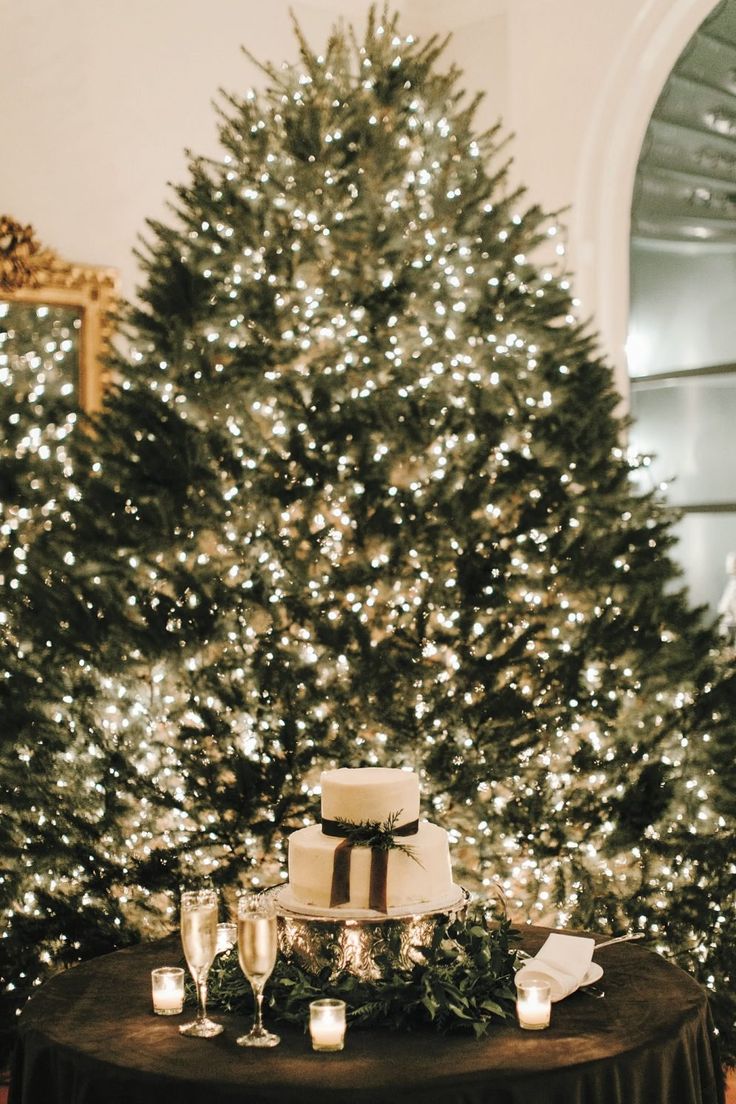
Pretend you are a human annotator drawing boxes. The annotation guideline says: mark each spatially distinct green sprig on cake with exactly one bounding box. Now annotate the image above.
[327,812,421,860]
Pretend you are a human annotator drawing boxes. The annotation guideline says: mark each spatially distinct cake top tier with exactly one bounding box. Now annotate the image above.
[320,767,420,828]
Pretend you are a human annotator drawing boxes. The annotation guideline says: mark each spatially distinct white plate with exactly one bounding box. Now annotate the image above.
[514,955,604,988]
[581,962,604,986]
[272,884,467,921]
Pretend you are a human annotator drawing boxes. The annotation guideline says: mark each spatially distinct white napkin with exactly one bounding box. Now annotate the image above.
[516,933,595,1002]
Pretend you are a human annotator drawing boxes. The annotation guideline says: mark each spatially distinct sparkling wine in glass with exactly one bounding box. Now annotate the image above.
[236,893,280,1048]
[179,888,223,1038]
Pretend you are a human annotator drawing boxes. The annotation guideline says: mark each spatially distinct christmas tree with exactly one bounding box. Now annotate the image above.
[2,6,735,1061]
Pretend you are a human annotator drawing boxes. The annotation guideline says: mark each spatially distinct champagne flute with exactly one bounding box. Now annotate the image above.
[179,888,224,1038]
[236,892,280,1048]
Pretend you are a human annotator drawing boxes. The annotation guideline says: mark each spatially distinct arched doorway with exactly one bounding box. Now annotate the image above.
[628,0,736,617]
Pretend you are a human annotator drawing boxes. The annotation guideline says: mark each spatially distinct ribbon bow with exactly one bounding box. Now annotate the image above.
[322,813,419,913]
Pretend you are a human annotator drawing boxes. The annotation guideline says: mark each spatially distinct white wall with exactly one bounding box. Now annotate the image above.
[0,0,722,395]
[0,0,348,294]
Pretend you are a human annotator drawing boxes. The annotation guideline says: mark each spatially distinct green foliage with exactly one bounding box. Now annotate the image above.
[207,909,518,1037]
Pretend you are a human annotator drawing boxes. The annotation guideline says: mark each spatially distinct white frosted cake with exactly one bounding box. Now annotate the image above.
[285,767,459,915]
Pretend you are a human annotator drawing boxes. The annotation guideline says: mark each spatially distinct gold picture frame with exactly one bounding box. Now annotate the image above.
[0,214,119,412]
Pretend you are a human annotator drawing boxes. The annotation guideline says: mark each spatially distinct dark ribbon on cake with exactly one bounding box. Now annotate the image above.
[322,817,419,913]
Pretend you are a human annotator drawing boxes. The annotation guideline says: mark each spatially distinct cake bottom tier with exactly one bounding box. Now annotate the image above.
[287,820,455,912]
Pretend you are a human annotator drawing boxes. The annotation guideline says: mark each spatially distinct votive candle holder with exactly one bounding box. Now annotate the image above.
[151,966,185,1016]
[516,973,552,1030]
[309,998,347,1051]
[216,922,237,954]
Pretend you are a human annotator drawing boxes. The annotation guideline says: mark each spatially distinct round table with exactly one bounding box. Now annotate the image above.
[9,928,724,1104]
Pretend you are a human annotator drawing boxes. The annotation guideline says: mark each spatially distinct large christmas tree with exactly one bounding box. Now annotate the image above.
[2,6,735,1061]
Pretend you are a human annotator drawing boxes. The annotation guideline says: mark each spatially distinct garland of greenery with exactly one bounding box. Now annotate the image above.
[205,907,518,1037]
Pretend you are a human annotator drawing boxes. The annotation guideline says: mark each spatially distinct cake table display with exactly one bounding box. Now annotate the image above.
[273,767,468,979]
[204,766,516,1033]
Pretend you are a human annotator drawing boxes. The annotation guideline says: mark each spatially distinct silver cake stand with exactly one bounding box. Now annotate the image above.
[267,885,470,980]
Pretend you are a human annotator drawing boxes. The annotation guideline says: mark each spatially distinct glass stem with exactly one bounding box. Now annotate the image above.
[253,985,264,1033]
[196,971,208,1023]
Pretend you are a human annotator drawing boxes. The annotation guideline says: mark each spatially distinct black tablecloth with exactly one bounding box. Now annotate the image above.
[9,927,724,1104]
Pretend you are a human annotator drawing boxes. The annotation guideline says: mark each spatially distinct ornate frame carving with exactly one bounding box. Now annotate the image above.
[0,215,119,412]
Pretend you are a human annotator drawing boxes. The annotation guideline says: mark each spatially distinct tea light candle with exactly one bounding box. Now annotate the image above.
[151,967,185,1015]
[309,998,347,1051]
[516,972,551,1030]
[216,922,237,954]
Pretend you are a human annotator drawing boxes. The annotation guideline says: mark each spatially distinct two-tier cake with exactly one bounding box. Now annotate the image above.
[282,766,461,916]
